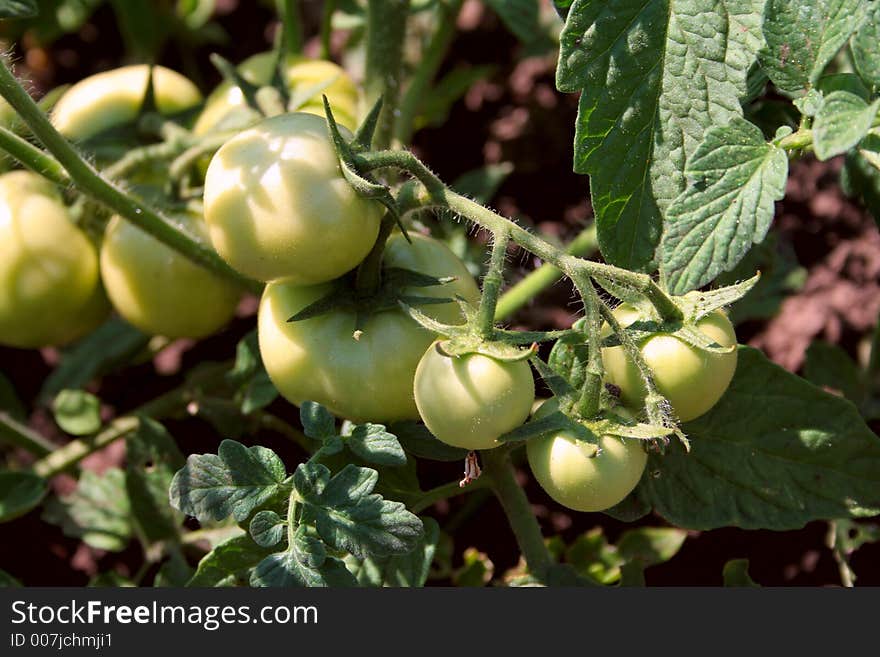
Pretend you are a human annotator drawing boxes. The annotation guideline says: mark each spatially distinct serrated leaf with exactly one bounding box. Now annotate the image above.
[169,440,289,523]
[803,341,866,405]
[187,534,275,587]
[0,471,46,523]
[389,421,469,462]
[351,517,440,587]
[812,91,880,161]
[0,0,38,19]
[636,347,880,529]
[42,469,130,550]
[557,0,764,270]
[723,558,760,586]
[677,274,763,320]
[249,510,286,548]
[485,0,539,43]
[346,424,407,466]
[39,319,149,403]
[662,117,788,294]
[125,417,184,543]
[852,4,880,89]
[759,0,868,93]
[251,527,356,587]
[295,463,424,559]
[300,402,336,441]
[52,389,102,436]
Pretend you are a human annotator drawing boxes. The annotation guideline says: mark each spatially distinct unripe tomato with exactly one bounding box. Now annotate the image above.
[601,304,738,422]
[51,65,202,142]
[526,399,647,512]
[194,52,360,135]
[99,213,241,339]
[413,344,535,450]
[0,171,109,348]
[258,233,480,423]
[203,112,383,284]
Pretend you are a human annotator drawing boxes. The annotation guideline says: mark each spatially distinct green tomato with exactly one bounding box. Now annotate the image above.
[258,232,480,423]
[526,399,647,513]
[203,112,383,284]
[601,305,738,422]
[193,52,360,135]
[100,213,241,339]
[51,65,202,142]
[0,171,109,348]
[413,344,535,450]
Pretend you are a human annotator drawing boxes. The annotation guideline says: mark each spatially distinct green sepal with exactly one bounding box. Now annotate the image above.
[210,53,263,115]
[434,337,537,363]
[353,96,383,152]
[676,273,761,320]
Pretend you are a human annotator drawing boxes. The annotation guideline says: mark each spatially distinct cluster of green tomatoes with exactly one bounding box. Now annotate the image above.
[0,53,738,516]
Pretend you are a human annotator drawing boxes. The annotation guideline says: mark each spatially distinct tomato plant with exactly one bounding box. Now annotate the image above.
[0,0,879,594]
[414,343,535,450]
[203,112,383,283]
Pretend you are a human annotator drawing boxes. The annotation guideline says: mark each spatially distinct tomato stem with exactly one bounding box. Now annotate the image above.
[275,0,304,55]
[482,446,552,582]
[0,126,70,186]
[476,229,510,340]
[570,275,604,418]
[0,58,263,295]
[409,476,489,514]
[365,0,411,149]
[355,212,397,295]
[0,412,56,458]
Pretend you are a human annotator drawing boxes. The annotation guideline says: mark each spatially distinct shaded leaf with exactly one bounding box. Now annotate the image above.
[0,471,46,523]
[42,469,130,550]
[187,534,275,587]
[723,558,760,586]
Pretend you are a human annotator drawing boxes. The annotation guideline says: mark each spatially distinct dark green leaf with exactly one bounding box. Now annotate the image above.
[662,117,788,294]
[52,389,102,435]
[390,421,469,461]
[485,0,539,43]
[300,402,336,441]
[251,527,356,587]
[557,0,763,270]
[617,527,687,566]
[295,463,424,559]
[351,517,440,587]
[39,319,149,403]
[346,424,407,466]
[241,371,278,413]
[169,440,289,523]
[723,558,760,586]
[812,91,880,161]
[126,417,184,543]
[0,0,38,19]
[153,551,193,587]
[42,469,130,550]
[0,569,20,586]
[803,341,866,405]
[852,4,880,89]
[453,546,495,587]
[564,527,623,584]
[0,371,25,419]
[637,347,880,529]
[0,471,46,523]
[249,510,286,548]
[187,534,275,587]
[817,73,871,99]
[759,0,868,93]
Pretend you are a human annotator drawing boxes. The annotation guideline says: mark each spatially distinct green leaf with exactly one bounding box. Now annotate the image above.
[52,389,102,435]
[300,401,337,441]
[125,418,184,543]
[0,471,46,522]
[169,440,289,523]
[484,0,539,43]
[0,371,25,419]
[637,347,880,530]
[187,533,275,587]
[389,421,469,462]
[227,331,278,413]
[251,527,357,587]
[662,117,788,294]
[346,424,407,466]
[852,4,880,89]
[39,319,149,403]
[803,342,866,405]
[564,528,623,584]
[617,527,687,566]
[759,0,868,93]
[453,546,495,587]
[249,510,286,548]
[294,463,424,559]
[0,0,38,19]
[812,91,880,160]
[153,551,193,587]
[350,517,440,587]
[723,558,760,586]
[42,469,130,550]
[557,0,763,271]
[0,568,21,586]
[451,163,513,204]
[108,0,169,59]
[817,73,871,99]
[842,149,880,227]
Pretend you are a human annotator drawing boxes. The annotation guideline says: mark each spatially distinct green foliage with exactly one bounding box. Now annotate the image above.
[722,559,760,586]
[0,0,38,19]
[0,470,46,522]
[52,389,102,435]
[812,91,880,160]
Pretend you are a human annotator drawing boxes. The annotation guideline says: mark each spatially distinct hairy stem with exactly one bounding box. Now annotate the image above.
[481,447,552,580]
[0,126,69,185]
[476,229,509,339]
[0,59,261,295]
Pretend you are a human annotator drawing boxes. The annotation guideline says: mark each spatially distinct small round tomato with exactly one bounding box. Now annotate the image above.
[0,171,109,348]
[413,344,535,450]
[601,304,737,422]
[100,212,242,339]
[258,232,480,423]
[526,399,647,513]
[51,65,202,143]
[194,52,360,135]
[203,112,383,284]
